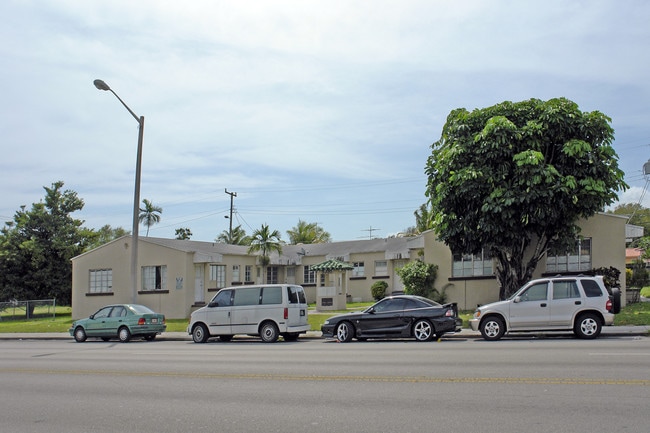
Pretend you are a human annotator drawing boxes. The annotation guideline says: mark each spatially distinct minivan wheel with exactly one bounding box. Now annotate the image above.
[118,326,131,343]
[192,323,209,343]
[480,317,505,341]
[413,319,434,341]
[260,322,279,343]
[336,321,354,343]
[574,313,601,339]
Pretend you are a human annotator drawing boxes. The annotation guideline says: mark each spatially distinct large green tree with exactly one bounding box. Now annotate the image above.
[608,203,650,246]
[425,98,627,299]
[0,181,92,305]
[286,220,331,244]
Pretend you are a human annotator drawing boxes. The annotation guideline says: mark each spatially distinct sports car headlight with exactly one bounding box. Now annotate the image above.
[323,320,330,325]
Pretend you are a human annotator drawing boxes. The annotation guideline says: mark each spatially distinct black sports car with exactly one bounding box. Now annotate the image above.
[321,295,462,342]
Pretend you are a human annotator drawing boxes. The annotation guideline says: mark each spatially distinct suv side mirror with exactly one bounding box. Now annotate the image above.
[513,296,521,303]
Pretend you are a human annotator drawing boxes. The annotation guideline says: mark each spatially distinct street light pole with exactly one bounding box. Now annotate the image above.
[94,79,144,304]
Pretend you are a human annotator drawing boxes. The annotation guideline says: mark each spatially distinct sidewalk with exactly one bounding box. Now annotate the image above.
[0,326,647,341]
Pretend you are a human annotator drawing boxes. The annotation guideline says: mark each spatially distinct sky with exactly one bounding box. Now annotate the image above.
[1,0,649,243]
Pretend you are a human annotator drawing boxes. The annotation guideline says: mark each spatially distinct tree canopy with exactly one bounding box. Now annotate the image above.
[0,181,92,304]
[425,98,627,299]
[216,225,251,245]
[286,220,331,244]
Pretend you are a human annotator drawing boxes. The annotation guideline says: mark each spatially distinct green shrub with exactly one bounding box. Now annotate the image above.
[370,280,388,300]
[396,260,438,297]
[641,287,650,298]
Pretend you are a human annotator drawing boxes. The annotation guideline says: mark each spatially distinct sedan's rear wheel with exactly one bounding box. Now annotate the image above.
[413,319,434,341]
[74,327,87,343]
[336,321,354,343]
[480,316,505,341]
[118,326,131,343]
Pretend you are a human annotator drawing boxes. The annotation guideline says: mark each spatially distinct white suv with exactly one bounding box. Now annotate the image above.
[469,276,621,340]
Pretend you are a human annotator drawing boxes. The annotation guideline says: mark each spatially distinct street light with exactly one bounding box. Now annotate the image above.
[94,79,144,304]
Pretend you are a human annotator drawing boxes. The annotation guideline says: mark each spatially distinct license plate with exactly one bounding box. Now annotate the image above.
[151,318,158,324]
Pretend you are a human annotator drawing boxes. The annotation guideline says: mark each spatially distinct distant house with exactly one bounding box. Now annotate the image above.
[71,212,627,319]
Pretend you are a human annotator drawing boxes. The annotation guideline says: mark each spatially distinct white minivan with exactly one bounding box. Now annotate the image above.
[188,284,310,343]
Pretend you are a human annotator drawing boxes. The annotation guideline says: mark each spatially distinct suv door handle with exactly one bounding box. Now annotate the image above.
[575,301,582,305]
[540,303,547,307]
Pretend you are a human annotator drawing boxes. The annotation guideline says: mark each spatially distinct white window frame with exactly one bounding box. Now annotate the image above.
[352,262,365,277]
[89,269,112,293]
[142,265,167,291]
[546,238,592,273]
[232,265,240,282]
[374,260,388,277]
[303,266,316,284]
[209,264,226,288]
[452,250,493,277]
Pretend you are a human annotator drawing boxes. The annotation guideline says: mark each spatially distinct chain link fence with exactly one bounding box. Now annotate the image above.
[0,299,57,321]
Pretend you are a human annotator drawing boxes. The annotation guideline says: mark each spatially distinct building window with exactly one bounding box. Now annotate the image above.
[546,238,592,273]
[245,265,252,282]
[142,265,167,290]
[267,266,278,284]
[209,264,226,288]
[374,261,388,277]
[89,269,112,293]
[303,266,316,284]
[452,250,493,277]
[232,265,240,282]
[353,262,365,277]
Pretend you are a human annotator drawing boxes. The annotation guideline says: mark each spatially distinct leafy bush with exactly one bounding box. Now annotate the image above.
[396,260,438,298]
[641,287,650,298]
[370,280,388,300]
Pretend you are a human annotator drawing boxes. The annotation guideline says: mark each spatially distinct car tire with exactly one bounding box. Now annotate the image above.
[336,321,354,343]
[219,335,233,342]
[413,319,434,341]
[118,326,131,343]
[260,321,279,343]
[74,326,87,343]
[574,313,602,339]
[610,288,621,314]
[192,323,209,343]
[480,316,506,341]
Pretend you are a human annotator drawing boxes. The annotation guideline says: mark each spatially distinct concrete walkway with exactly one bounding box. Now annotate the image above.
[0,326,647,341]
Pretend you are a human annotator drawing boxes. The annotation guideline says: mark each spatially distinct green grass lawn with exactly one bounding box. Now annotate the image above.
[1,300,649,333]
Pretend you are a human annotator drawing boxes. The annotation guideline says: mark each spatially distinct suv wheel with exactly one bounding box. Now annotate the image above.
[480,316,505,341]
[574,313,602,339]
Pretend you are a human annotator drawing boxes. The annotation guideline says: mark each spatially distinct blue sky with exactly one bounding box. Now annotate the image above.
[1,0,649,242]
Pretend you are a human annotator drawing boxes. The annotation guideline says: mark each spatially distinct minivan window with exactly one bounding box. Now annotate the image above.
[261,286,282,304]
[233,287,260,306]
[287,286,306,304]
[212,289,232,307]
[581,279,604,297]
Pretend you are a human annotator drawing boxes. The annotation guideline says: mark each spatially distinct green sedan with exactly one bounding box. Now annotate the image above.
[69,304,166,343]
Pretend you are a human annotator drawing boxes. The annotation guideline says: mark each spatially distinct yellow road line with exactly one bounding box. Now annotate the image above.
[1,368,648,386]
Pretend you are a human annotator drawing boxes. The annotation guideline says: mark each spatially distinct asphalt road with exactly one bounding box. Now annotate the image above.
[1,336,648,433]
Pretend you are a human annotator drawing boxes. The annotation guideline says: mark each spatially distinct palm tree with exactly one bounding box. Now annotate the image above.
[414,203,433,234]
[216,225,251,245]
[287,220,331,244]
[138,199,162,236]
[247,224,283,268]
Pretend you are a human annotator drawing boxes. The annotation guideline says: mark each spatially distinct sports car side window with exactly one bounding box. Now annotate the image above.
[375,299,407,312]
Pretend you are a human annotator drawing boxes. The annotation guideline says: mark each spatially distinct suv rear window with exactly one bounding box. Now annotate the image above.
[581,279,604,297]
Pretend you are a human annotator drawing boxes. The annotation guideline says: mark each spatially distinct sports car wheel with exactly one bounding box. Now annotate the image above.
[574,313,601,339]
[413,319,434,341]
[74,327,87,343]
[336,321,354,343]
[118,326,131,343]
[192,323,209,343]
[480,316,505,341]
[260,321,279,343]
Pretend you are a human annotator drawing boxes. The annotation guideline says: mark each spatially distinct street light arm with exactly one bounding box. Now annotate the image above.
[93,79,141,124]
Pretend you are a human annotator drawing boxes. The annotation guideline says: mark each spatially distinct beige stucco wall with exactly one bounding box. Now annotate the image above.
[71,213,627,319]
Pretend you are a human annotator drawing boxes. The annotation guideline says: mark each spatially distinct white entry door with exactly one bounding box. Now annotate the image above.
[194,265,205,304]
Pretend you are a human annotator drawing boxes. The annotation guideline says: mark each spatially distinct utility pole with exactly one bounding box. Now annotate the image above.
[225,189,237,242]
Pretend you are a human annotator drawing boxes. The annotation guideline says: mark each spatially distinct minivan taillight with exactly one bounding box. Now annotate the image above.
[284,308,288,320]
